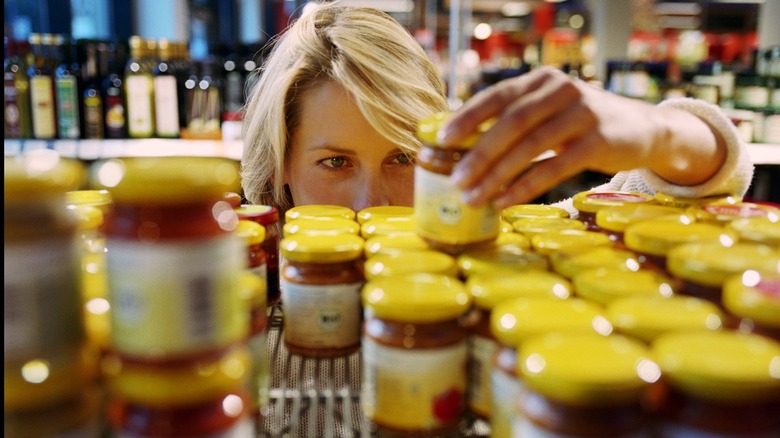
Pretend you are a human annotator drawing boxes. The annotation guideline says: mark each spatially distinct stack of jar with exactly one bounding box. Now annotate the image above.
[90,156,257,437]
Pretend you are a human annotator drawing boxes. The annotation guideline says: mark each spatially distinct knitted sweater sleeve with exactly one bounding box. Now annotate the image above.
[552,98,755,218]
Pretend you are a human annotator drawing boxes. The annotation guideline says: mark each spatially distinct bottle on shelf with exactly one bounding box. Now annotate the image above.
[153,38,181,138]
[124,36,155,138]
[27,33,58,139]
[54,34,83,140]
[4,36,33,138]
[82,41,105,139]
[100,40,128,139]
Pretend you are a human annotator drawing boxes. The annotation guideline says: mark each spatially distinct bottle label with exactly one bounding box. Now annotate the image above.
[764,114,780,144]
[84,90,104,139]
[30,75,57,138]
[4,236,84,361]
[106,234,246,358]
[361,336,467,430]
[735,85,769,109]
[55,76,81,139]
[153,75,180,137]
[280,280,362,349]
[468,333,498,417]
[104,92,127,138]
[491,366,525,438]
[414,166,499,245]
[125,75,154,137]
[4,73,23,137]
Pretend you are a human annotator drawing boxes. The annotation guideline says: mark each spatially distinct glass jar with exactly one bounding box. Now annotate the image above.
[456,243,548,278]
[356,205,414,224]
[414,112,500,255]
[501,204,570,222]
[363,233,430,258]
[517,333,657,437]
[465,271,572,419]
[280,233,365,357]
[91,157,246,364]
[4,383,103,438]
[550,246,641,280]
[234,220,267,299]
[727,216,780,247]
[360,216,417,239]
[284,204,356,222]
[594,204,687,247]
[651,331,780,437]
[282,217,361,237]
[722,271,780,342]
[237,272,269,413]
[364,249,458,281]
[606,295,724,344]
[572,191,655,231]
[235,204,281,306]
[530,229,613,257]
[572,268,676,307]
[361,273,472,436]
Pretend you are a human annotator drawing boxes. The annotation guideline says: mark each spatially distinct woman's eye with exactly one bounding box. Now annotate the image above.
[395,154,413,165]
[322,156,347,168]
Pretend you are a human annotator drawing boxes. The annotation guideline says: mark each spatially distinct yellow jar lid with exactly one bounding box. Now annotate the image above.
[727,216,780,247]
[519,332,655,405]
[102,345,251,407]
[573,268,675,306]
[499,219,513,233]
[234,204,277,221]
[416,112,494,148]
[550,246,641,279]
[234,219,266,246]
[654,192,741,209]
[285,204,356,222]
[606,296,724,343]
[651,331,780,402]
[667,242,780,287]
[573,191,655,214]
[363,273,472,323]
[65,189,112,212]
[467,270,572,309]
[511,217,586,237]
[456,243,548,277]
[692,202,780,224]
[363,233,429,258]
[723,272,780,328]
[360,217,416,239]
[5,152,85,202]
[364,250,457,280]
[90,157,240,204]
[238,270,267,310]
[501,204,570,222]
[530,229,613,256]
[595,204,687,233]
[494,231,531,249]
[356,206,414,224]
[280,234,364,263]
[66,204,104,230]
[624,219,736,256]
[491,298,609,348]
[282,218,360,237]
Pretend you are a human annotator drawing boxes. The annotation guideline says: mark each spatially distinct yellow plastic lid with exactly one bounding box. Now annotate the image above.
[550,247,641,279]
[362,273,472,323]
[651,331,780,402]
[511,217,586,237]
[234,219,266,246]
[667,242,780,287]
[727,216,780,247]
[467,270,572,310]
[456,243,548,277]
[238,271,267,310]
[624,219,736,256]
[356,206,414,224]
[572,191,655,214]
[280,234,364,263]
[5,152,85,202]
[692,202,780,224]
[654,192,741,209]
[519,333,655,405]
[606,296,724,343]
[491,298,609,348]
[65,189,112,212]
[66,204,104,230]
[595,204,687,233]
[90,157,240,204]
[501,204,570,222]
[363,233,429,257]
[499,219,513,234]
[364,250,457,280]
[416,112,495,148]
[530,229,613,256]
[494,231,531,249]
[282,218,360,237]
[573,268,675,306]
[360,217,416,239]
[102,345,251,407]
[722,272,780,328]
[234,204,279,226]
[285,204,356,222]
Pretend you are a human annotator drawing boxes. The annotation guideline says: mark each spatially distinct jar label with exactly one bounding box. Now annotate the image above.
[106,235,246,358]
[280,280,362,349]
[491,367,525,438]
[4,237,84,360]
[414,167,499,245]
[361,337,467,429]
[468,334,498,417]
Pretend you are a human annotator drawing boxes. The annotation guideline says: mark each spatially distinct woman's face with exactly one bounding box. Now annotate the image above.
[284,81,415,212]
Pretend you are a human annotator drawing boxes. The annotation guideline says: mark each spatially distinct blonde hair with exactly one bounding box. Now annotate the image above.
[240,1,448,216]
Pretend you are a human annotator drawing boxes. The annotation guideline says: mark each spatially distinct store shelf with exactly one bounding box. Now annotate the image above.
[3,138,244,161]
[259,303,491,438]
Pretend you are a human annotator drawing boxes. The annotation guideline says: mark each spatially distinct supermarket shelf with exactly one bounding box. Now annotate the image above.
[4,139,778,165]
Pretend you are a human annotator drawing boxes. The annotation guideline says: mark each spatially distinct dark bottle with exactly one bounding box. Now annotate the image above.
[4,37,33,138]
[54,35,83,139]
[152,38,180,138]
[101,41,128,139]
[82,41,105,139]
[221,44,244,118]
[28,33,58,139]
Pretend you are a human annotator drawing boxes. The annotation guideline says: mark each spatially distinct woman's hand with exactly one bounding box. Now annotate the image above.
[438,67,725,208]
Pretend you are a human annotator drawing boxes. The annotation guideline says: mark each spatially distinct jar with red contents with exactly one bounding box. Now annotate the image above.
[235,204,281,305]
[572,191,655,231]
